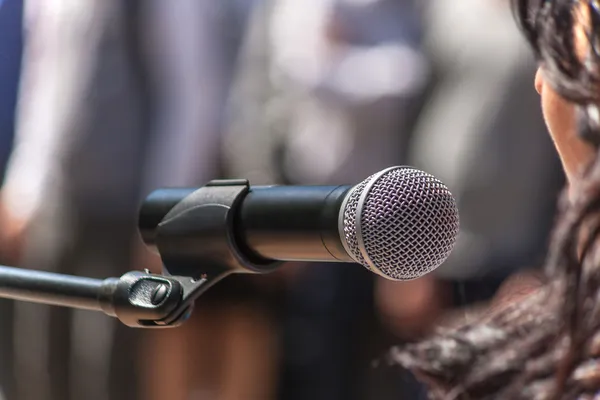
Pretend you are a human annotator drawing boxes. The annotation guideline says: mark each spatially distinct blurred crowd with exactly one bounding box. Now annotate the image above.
[0,0,564,399]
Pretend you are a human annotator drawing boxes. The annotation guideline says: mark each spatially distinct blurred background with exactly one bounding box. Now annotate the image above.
[0,0,564,399]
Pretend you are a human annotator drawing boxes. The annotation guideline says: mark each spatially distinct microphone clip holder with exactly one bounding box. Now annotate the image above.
[101,269,215,328]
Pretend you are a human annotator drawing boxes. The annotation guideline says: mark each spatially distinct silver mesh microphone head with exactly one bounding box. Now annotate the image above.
[339,166,459,281]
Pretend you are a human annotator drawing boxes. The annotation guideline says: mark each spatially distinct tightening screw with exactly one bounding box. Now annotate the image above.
[151,284,168,305]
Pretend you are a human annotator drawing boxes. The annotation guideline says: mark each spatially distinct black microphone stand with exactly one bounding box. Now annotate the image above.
[0,179,281,328]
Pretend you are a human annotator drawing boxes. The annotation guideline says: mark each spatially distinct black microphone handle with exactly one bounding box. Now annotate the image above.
[237,185,354,263]
[138,184,355,264]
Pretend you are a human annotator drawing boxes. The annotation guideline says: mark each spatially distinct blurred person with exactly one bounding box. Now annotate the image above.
[0,1,157,399]
[225,0,430,398]
[394,1,600,398]
[0,1,271,400]
[225,0,428,184]
[374,0,564,342]
[411,0,562,280]
[138,1,281,400]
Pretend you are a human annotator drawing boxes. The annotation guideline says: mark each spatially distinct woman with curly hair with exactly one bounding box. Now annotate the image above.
[394,1,600,399]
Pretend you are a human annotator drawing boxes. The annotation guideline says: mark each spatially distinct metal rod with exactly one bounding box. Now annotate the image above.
[0,265,104,311]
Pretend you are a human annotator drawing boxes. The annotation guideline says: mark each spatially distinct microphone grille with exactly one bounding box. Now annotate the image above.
[340,167,459,281]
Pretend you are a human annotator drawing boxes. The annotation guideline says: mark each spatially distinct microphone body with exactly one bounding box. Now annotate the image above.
[140,185,354,264]
[139,166,460,281]
[0,166,459,328]
[237,185,354,263]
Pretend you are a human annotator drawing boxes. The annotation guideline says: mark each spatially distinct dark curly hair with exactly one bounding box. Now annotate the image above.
[392,1,600,399]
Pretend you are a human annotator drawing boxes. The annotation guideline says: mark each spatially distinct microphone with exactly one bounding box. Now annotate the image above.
[0,165,459,327]
[139,166,460,281]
